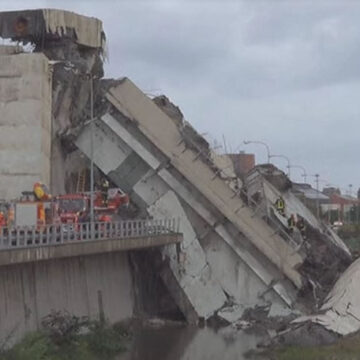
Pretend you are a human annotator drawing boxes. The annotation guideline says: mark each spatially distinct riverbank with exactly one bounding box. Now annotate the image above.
[255,331,360,360]
[117,322,265,360]
[0,312,130,360]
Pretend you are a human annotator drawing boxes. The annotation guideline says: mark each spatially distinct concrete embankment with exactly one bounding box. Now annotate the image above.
[0,251,133,343]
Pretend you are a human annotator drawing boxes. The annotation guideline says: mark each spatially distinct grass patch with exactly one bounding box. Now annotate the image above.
[0,311,130,360]
[264,332,360,360]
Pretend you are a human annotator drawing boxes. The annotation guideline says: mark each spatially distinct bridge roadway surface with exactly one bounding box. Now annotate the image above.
[0,219,182,266]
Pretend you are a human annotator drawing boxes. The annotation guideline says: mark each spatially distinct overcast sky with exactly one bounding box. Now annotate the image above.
[2,0,360,192]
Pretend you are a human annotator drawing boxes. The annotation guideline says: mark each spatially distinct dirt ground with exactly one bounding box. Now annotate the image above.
[260,331,360,360]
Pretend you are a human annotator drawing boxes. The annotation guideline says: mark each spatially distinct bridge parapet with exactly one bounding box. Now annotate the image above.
[0,218,180,251]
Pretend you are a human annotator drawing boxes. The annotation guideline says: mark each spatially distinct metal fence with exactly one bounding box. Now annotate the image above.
[0,218,180,250]
[177,133,301,251]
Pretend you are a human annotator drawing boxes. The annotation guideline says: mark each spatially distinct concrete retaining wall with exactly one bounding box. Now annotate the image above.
[0,252,134,343]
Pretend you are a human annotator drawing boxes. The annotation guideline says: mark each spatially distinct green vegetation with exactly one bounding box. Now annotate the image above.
[338,224,360,254]
[263,332,360,360]
[0,311,130,360]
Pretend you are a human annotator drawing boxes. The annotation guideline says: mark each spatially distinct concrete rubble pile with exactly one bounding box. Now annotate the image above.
[244,165,351,305]
[294,257,360,336]
[0,8,358,340]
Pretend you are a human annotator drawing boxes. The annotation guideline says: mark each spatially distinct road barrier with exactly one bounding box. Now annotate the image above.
[0,218,180,250]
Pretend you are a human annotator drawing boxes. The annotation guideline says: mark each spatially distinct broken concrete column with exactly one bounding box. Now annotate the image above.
[0,47,52,199]
[0,9,106,195]
[148,190,227,322]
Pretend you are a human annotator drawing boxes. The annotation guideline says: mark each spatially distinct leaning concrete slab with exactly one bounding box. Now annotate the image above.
[294,257,360,336]
[148,190,227,321]
[105,78,303,289]
[75,112,298,309]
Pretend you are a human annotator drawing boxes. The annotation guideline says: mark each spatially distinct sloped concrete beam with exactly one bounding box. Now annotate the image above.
[148,190,227,320]
[105,79,303,288]
[99,114,302,293]
[75,115,297,307]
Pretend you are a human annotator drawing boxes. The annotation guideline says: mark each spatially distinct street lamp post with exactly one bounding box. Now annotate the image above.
[269,154,291,177]
[288,165,307,183]
[51,61,96,224]
[89,75,95,224]
[243,140,271,163]
[309,174,321,219]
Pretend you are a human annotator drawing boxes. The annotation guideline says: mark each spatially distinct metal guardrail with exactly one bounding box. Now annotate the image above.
[0,219,180,250]
[241,177,302,250]
[177,134,300,251]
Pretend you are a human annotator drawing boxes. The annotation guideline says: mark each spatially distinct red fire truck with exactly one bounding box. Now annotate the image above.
[57,188,129,226]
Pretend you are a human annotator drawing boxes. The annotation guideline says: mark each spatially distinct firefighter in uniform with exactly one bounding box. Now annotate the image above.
[0,211,6,231]
[275,196,286,216]
[287,214,296,234]
[297,216,307,240]
[100,179,110,207]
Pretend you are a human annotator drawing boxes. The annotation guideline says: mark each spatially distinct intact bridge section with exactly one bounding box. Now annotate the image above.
[0,219,181,343]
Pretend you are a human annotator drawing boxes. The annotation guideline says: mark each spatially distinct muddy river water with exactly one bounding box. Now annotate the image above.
[117,325,267,360]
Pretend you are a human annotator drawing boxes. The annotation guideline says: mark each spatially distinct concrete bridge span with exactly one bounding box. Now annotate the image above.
[0,219,181,266]
[0,219,182,343]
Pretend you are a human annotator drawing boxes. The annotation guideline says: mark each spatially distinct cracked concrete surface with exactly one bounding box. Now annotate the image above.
[148,190,227,321]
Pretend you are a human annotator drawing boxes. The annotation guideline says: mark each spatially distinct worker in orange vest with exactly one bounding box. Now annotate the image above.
[0,211,6,232]
[100,179,109,207]
[7,205,14,228]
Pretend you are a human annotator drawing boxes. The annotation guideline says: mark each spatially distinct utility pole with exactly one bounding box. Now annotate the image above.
[90,75,95,224]
[52,61,96,224]
[315,174,320,219]
[222,134,228,154]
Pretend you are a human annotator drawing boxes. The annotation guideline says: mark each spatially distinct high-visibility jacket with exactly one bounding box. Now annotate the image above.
[275,198,285,210]
[34,183,45,200]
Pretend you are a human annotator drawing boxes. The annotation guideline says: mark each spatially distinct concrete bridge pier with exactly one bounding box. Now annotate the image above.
[0,220,181,343]
[0,252,133,344]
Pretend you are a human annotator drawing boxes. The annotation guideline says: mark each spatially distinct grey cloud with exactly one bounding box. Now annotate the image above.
[1,0,360,189]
